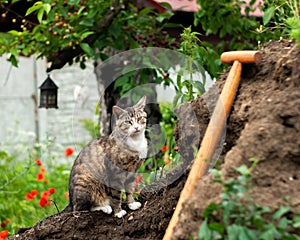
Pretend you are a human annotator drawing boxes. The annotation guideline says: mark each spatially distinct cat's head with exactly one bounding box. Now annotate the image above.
[112,96,147,137]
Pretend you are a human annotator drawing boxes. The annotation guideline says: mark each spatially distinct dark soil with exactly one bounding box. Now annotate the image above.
[173,40,300,239]
[9,40,300,240]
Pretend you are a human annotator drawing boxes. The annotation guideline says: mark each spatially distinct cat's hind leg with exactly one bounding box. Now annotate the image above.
[90,195,112,214]
[90,203,112,214]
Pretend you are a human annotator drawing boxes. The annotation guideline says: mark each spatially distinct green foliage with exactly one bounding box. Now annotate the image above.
[0,0,176,67]
[176,27,205,103]
[26,1,51,23]
[195,0,300,50]
[0,0,112,66]
[287,17,300,46]
[138,102,181,184]
[262,0,300,46]
[80,118,100,138]
[79,102,100,138]
[160,102,177,142]
[0,143,71,236]
[114,69,162,97]
[195,0,262,49]
[197,159,300,240]
[1,0,300,75]
[113,3,177,50]
[170,27,220,105]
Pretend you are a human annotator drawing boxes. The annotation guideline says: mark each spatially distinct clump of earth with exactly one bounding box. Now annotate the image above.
[9,40,300,240]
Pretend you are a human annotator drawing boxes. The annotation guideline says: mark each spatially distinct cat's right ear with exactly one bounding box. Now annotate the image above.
[134,95,147,110]
[113,106,126,119]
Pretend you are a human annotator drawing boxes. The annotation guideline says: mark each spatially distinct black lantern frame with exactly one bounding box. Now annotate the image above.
[39,75,58,109]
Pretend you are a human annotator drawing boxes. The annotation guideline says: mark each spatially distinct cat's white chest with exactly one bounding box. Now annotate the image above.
[126,135,147,159]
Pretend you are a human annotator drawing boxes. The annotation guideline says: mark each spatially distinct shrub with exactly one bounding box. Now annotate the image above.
[197,159,300,240]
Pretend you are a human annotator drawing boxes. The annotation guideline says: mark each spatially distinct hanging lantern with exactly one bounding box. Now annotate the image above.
[39,75,58,109]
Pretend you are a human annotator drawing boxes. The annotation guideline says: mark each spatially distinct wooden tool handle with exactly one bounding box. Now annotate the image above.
[221,51,262,64]
[163,60,242,240]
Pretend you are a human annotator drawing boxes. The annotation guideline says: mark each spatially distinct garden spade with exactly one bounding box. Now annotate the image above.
[163,50,262,240]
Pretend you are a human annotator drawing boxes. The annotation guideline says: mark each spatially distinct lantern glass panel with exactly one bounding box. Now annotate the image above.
[41,94,47,106]
[48,94,56,105]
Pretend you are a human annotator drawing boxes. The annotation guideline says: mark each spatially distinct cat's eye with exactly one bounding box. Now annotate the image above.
[138,118,145,124]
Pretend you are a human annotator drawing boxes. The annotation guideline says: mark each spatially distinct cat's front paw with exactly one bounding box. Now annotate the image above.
[91,205,112,214]
[115,209,127,218]
[128,201,142,210]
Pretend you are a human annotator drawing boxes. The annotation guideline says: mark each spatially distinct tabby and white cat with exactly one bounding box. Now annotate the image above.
[66,96,147,218]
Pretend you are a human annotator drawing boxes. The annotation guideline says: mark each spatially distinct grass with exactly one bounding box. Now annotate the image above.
[0,147,71,236]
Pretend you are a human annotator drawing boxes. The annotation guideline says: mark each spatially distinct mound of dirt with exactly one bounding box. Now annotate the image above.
[173,40,300,239]
[9,40,300,240]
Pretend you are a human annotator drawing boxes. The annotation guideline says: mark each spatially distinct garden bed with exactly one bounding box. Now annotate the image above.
[9,40,300,239]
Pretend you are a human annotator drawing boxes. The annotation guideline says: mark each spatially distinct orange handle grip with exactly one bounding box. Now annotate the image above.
[221,50,262,64]
[163,60,242,240]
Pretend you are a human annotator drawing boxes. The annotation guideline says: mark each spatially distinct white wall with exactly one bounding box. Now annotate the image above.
[0,55,99,155]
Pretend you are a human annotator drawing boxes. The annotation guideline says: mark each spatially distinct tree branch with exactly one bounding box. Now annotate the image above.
[47,0,126,72]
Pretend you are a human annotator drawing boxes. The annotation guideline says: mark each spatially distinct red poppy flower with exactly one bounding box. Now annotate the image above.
[25,190,39,200]
[161,145,168,152]
[48,188,55,194]
[39,197,48,208]
[25,193,34,200]
[0,230,8,239]
[31,189,38,197]
[41,191,50,199]
[65,147,74,157]
[39,167,46,173]
[34,158,42,166]
[37,173,44,181]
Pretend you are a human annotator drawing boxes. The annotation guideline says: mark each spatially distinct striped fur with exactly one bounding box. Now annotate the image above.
[67,96,147,217]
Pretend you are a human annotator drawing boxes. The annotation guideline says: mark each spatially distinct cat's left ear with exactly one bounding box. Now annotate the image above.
[134,95,147,110]
[113,106,126,119]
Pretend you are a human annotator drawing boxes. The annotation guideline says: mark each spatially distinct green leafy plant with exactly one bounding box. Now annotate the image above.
[0,142,72,236]
[158,102,181,170]
[164,27,222,106]
[0,0,176,68]
[198,159,300,240]
[195,0,262,50]
[138,102,181,185]
[262,0,300,46]
[195,0,300,53]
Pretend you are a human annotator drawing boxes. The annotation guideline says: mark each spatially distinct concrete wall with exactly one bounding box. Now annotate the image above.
[0,55,99,154]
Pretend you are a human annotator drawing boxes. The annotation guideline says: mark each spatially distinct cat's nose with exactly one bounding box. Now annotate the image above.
[134,126,139,131]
